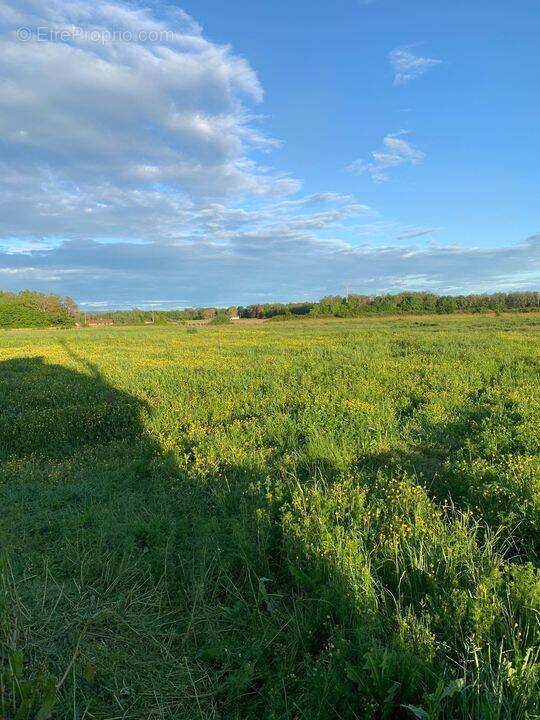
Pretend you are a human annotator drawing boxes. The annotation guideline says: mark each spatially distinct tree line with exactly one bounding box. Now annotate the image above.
[238,291,540,319]
[85,306,238,325]
[1,290,539,329]
[84,292,540,323]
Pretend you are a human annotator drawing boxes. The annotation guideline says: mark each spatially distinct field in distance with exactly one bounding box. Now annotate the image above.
[1,314,539,719]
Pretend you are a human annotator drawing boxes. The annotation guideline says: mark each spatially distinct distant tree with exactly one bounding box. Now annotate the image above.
[64,296,79,316]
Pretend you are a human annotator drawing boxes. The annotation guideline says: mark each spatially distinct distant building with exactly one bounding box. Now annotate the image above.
[229,315,240,321]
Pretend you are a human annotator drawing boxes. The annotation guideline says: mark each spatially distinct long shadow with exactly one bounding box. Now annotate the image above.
[0,354,189,717]
[0,353,300,718]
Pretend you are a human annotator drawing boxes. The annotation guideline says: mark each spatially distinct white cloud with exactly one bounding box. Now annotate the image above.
[348,131,425,182]
[397,226,441,240]
[389,47,442,85]
[0,0,300,243]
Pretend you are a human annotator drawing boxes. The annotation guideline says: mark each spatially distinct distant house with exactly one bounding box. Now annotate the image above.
[229,315,240,321]
[87,318,113,327]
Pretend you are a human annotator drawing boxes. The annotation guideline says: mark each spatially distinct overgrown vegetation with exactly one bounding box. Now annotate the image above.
[0,291,77,329]
[0,314,539,718]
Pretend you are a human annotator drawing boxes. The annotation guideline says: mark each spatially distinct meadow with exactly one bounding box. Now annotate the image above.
[1,314,539,719]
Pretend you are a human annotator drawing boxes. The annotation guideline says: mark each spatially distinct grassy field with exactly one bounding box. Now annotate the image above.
[1,314,539,719]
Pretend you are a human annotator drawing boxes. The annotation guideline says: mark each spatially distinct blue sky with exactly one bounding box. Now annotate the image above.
[181,0,539,248]
[0,0,538,308]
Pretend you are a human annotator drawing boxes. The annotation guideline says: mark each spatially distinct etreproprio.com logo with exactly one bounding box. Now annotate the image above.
[15,26,175,43]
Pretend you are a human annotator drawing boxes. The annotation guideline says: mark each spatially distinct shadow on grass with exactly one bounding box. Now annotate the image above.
[0,352,309,717]
[0,353,188,717]
[0,354,148,460]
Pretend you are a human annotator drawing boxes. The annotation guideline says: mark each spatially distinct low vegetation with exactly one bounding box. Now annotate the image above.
[1,314,539,718]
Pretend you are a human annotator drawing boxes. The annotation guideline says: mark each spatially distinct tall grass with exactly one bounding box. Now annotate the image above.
[0,314,539,718]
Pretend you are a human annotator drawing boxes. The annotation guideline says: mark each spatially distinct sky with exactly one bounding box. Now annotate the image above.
[0,0,539,309]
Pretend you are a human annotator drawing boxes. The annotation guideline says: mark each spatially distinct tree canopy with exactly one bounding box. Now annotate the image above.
[0,291,78,329]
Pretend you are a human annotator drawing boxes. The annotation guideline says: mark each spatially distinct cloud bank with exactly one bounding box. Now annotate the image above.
[0,0,301,240]
[1,234,539,309]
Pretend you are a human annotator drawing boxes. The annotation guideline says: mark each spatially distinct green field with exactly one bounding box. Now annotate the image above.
[1,315,539,719]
